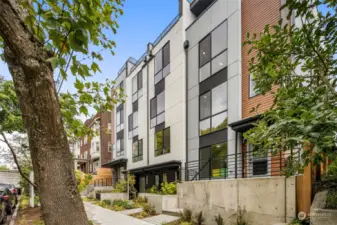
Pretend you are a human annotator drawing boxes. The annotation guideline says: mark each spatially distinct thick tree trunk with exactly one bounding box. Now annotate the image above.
[0,1,89,225]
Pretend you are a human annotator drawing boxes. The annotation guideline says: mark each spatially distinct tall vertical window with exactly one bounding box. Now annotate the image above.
[199,82,228,135]
[108,142,112,152]
[132,71,143,102]
[155,127,170,156]
[96,142,100,152]
[249,75,258,97]
[128,111,138,138]
[116,107,124,132]
[154,42,170,84]
[199,21,228,82]
[150,91,165,128]
[116,138,124,157]
[132,139,143,162]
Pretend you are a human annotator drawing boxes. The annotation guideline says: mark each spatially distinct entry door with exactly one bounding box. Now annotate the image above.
[248,145,270,177]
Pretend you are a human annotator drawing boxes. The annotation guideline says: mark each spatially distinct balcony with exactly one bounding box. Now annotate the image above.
[189,0,215,17]
[91,151,100,160]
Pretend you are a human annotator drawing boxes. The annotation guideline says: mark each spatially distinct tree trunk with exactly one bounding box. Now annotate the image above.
[0,1,89,225]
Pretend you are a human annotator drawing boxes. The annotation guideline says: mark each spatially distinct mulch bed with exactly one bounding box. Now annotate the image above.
[14,206,43,225]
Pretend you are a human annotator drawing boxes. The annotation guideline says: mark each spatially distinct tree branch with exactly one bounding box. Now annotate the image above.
[0,132,37,188]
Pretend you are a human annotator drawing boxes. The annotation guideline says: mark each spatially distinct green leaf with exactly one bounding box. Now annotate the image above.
[79,106,88,116]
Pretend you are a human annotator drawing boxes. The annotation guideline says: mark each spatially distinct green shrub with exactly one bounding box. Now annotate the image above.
[326,189,337,209]
[143,203,156,215]
[327,158,337,176]
[75,170,93,192]
[214,214,224,225]
[179,209,193,223]
[102,200,111,205]
[112,173,137,198]
[132,211,148,219]
[148,185,159,194]
[161,182,177,195]
[288,218,310,225]
[194,211,205,225]
[132,196,148,208]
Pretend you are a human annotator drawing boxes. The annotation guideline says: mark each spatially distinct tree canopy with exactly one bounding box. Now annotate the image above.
[244,0,337,174]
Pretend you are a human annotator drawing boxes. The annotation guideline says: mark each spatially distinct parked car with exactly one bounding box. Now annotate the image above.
[0,184,17,205]
[0,184,16,219]
[0,199,7,225]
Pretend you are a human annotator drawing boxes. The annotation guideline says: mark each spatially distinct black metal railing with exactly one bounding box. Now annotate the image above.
[93,177,121,187]
[184,149,301,181]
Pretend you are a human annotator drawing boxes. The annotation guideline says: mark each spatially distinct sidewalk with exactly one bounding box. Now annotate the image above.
[84,202,153,225]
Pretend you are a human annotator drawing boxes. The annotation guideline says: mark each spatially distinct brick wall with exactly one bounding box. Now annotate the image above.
[241,0,281,119]
[100,111,112,165]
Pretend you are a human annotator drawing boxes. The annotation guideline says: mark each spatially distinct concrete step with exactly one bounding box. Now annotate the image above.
[142,214,180,225]
[162,208,183,217]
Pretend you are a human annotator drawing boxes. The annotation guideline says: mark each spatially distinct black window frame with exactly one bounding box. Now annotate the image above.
[199,81,228,136]
[132,139,143,162]
[154,41,171,84]
[128,111,138,138]
[155,127,170,157]
[150,91,165,128]
[132,71,143,102]
[116,137,124,157]
[198,21,228,83]
[199,142,228,179]
[116,106,124,132]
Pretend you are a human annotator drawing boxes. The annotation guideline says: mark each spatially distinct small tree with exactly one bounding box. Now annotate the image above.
[244,0,337,174]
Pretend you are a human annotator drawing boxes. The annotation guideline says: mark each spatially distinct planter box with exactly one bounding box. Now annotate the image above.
[139,193,178,213]
[311,191,337,225]
[100,193,128,201]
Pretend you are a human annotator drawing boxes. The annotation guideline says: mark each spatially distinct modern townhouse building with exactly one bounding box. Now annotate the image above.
[76,111,113,173]
[105,0,302,192]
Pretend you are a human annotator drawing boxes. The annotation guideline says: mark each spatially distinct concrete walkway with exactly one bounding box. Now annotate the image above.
[119,208,143,215]
[84,202,153,225]
[142,214,180,225]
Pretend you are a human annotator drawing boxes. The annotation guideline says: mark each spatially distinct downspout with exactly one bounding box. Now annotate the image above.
[146,53,150,166]
[184,40,189,181]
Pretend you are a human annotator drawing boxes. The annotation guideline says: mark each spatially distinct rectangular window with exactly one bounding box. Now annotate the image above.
[108,142,112,152]
[116,138,124,157]
[132,71,143,102]
[150,92,165,128]
[129,111,138,138]
[155,127,170,157]
[199,21,228,83]
[132,139,143,162]
[108,123,112,134]
[96,142,100,152]
[199,82,228,136]
[155,42,170,84]
[116,107,124,132]
[249,75,258,97]
[199,142,228,179]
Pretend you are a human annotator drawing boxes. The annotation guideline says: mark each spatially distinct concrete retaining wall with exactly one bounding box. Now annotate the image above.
[177,176,296,225]
[139,193,178,213]
[93,186,114,193]
[100,193,128,201]
[311,191,337,225]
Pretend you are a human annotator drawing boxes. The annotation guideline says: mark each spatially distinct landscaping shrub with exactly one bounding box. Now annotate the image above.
[75,170,92,192]
[148,185,159,194]
[179,208,193,223]
[236,207,248,225]
[288,218,310,225]
[112,173,137,198]
[102,199,111,206]
[327,158,337,176]
[161,182,177,195]
[326,189,337,209]
[194,211,205,225]
[132,211,148,219]
[214,214,225,225]
[142,203,156,215]
[132,196,148,208]
[112,199,132,209]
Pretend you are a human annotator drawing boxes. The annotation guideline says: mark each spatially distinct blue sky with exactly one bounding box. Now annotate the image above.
[0,0,179,91]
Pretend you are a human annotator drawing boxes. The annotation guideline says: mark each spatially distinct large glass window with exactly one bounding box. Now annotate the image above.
[128,111,138,138]
[155,127,170,156]
[116,107,124,132]
[199,142,228,179]
[199,82,228,135]
[150,91,165,128]
[116,138,124,157]
[155,42,170,84]
[199,21,228,82]
[199,35,211,67]
[133,139,143,162]
[132,71,143,102]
